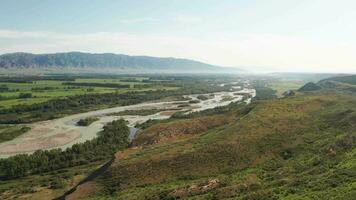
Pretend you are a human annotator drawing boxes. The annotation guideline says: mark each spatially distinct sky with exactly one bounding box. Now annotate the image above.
[0,0,356,73]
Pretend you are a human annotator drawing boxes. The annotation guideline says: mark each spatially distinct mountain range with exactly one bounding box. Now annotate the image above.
[0,52,235,73]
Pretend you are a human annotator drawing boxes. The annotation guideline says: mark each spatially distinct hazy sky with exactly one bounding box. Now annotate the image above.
[0,0,356,73]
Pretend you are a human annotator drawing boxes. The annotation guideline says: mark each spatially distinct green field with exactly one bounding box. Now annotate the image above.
[0,77,177,109]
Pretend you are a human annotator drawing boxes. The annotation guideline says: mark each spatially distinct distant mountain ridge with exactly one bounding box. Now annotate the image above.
[320,74,356,85]
[297,74,356,93]
[0,52,228,73]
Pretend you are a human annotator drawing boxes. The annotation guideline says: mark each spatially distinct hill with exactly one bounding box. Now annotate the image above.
[63,92,356,200]
[321,74,356,85]
[297,82,321,92]
[296,74,356,93]
[317,74,356,93]
[0,52,231,73]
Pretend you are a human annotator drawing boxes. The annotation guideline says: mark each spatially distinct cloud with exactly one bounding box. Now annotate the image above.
[0,30,355,73]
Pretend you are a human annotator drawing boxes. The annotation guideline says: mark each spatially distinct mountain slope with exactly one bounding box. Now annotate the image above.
[316,74,356,93]
[321,74,356,85]
[0,52,226,73]
[66,92,356,200]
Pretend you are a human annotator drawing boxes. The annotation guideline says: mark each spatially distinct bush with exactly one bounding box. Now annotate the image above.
[18,93,32,98]
[50,178,67,189]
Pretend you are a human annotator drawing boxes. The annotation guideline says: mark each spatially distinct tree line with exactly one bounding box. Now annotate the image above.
[62,82,131,89]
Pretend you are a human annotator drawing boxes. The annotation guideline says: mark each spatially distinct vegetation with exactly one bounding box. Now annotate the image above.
[63,82,131,89]
[188,99,200,104]
[0,79,116,109]
[253,85,277,100]
[18,92,32,98]
[79,91,355,200]
[77,117,99,126]
[109,108,168,116]
[0,75,236,124]
[269,79,305,97]
[221,95,235,101]
[133,114,235,146]
[197,94,209,100]
[0,160,105,199]
[298,82,322,92]
[323,74,356,85]
[0,126,30,143]
[2,75,354,199]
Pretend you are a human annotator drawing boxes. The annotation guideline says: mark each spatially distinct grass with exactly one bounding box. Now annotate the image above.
[82,91,355,200]
[133,114,235,146]
[0,80,115,108]
[0,78,178,109]
[74,78,149,86]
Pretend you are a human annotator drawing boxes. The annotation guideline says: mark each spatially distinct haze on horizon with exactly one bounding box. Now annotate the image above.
[0,0,356,73]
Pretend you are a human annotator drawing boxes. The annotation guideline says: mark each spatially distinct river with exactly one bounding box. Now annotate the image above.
[0,86,255,158]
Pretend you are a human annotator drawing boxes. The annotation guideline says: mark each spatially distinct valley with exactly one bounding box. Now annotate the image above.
[1,1,356,199]
[0,73,354,200]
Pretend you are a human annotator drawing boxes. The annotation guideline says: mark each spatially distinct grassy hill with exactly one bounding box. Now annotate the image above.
[63,90,356,200]
[317,74,356,93]
[322,75,356,85]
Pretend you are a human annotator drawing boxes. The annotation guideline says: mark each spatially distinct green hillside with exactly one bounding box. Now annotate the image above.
[64,90,356,200]
[322,75,356,85]
[317,74,356,93]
